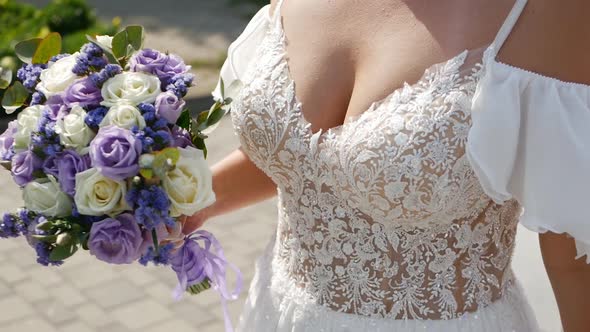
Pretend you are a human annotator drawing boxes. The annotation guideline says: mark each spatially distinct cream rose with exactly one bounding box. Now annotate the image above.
[36,53,79,98]
[23,176,72,218]
[95,35,113,49]
[13,105,44,151]
[99,104,146,130]
[162,146,216,217]
[101,72,161,107]
[55,105,95,154]
[74,168,130,217]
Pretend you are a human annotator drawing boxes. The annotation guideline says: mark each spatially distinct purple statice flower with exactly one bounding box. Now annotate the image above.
[0,120,18,161]
[35,242,64,266]
[50,53,71,63]
[89,64,122,88]
[30,109,63,158]
[88,214,144,264]
[165,73,194,98]
[16,63,47,92]
[0,214,20,238]
[11,151,43,187]
[90,126,142,180]
[30,92,45,106]
[84,106,109,130]
[133,103,172,153]
[73,43,107,75]
[139,242,175,266]
[129,49,189,86]
[63,77,102,107]
[126,184,174,230]
[56,150,92,196]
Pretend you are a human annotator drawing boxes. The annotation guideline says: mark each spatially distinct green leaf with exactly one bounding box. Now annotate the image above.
[125,26,144,51]
[0,160,11,171]
[152,148,180,178]
[31,234,58,243]
[32,33,62,64]
[112,26,144,61]
[139,168,154,179]
[196,110,209,126]
[206,106,225,128]
[176,110,191,130]
[192,136,207,159]
[0,68,12,89]
[49,243,78,262]
[14,38,42,64]
[36,219,55,232]
[219,77,225,100]
[2,82,30,114]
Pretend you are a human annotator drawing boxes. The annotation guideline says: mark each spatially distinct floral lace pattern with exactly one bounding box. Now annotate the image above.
[230,19,522,320]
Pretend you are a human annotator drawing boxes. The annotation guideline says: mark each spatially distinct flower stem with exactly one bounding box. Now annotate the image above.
[151,229,159,254]
[187,279,211,295]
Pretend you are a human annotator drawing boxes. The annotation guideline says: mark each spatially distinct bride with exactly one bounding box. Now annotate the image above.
[185,0,590,330]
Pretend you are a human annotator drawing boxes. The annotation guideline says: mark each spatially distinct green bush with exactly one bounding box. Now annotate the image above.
[0,0,119,113]
[0,0,118,67]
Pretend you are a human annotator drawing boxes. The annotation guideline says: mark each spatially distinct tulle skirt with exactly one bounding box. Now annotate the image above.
[237,237,540,332]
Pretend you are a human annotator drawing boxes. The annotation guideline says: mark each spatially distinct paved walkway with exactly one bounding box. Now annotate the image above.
[1,1,562,331]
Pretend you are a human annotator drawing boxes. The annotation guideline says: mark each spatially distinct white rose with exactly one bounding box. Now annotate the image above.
[74,168,130,217]
[162,146,216,217]
[101,72,161,107]
[95,35,113,49]
[99,104,146,130]
[36,53,79,98]
[55,105,95,154]
[23,176,72,218]
[13,105,44,152]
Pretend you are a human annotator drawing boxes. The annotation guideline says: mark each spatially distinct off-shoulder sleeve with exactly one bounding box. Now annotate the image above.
[212,5,271,101]
[468,59,590,263]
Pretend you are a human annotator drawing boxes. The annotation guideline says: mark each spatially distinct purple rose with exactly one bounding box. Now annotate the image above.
[12,151,42,186]
[45,95,69,121]
[42,155,59,177]
[63,77,102,108]
[56,150,91,195]
[129,49,188,85]
[155,91,186,124]
[88,213,143,264]
[170,125,194,148]
[90,126,141,180]
[0,120,17,160]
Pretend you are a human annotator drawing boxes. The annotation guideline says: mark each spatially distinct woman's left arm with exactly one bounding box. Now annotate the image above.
[495,1,590,331]
[539,233,590,332]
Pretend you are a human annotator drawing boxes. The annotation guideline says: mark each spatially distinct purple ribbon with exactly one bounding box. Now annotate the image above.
[170,230,243,332]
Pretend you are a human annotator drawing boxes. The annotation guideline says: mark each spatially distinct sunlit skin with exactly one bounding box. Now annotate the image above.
[184,0,590,330]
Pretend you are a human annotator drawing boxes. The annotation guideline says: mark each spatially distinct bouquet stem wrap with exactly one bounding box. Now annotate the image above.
[171,230,243,332]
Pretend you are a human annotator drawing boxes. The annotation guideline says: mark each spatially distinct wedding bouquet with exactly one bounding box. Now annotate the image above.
[0,26,241,328]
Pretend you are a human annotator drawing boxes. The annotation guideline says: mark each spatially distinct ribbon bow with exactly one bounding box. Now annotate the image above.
[170,230,243,332]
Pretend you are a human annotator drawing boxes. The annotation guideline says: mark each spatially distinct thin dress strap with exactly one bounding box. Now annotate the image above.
[272,0,286,26]
[489,0,529,58]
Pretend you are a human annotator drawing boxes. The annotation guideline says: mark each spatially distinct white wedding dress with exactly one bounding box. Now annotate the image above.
[216,0,590,330]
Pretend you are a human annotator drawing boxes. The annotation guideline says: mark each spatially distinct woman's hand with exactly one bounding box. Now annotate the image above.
[182,209,210,235]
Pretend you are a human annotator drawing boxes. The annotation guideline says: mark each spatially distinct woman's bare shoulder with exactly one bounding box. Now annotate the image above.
[498,0,590,84]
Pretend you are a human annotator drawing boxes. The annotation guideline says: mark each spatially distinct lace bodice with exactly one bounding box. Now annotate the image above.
[230,12,522,320]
